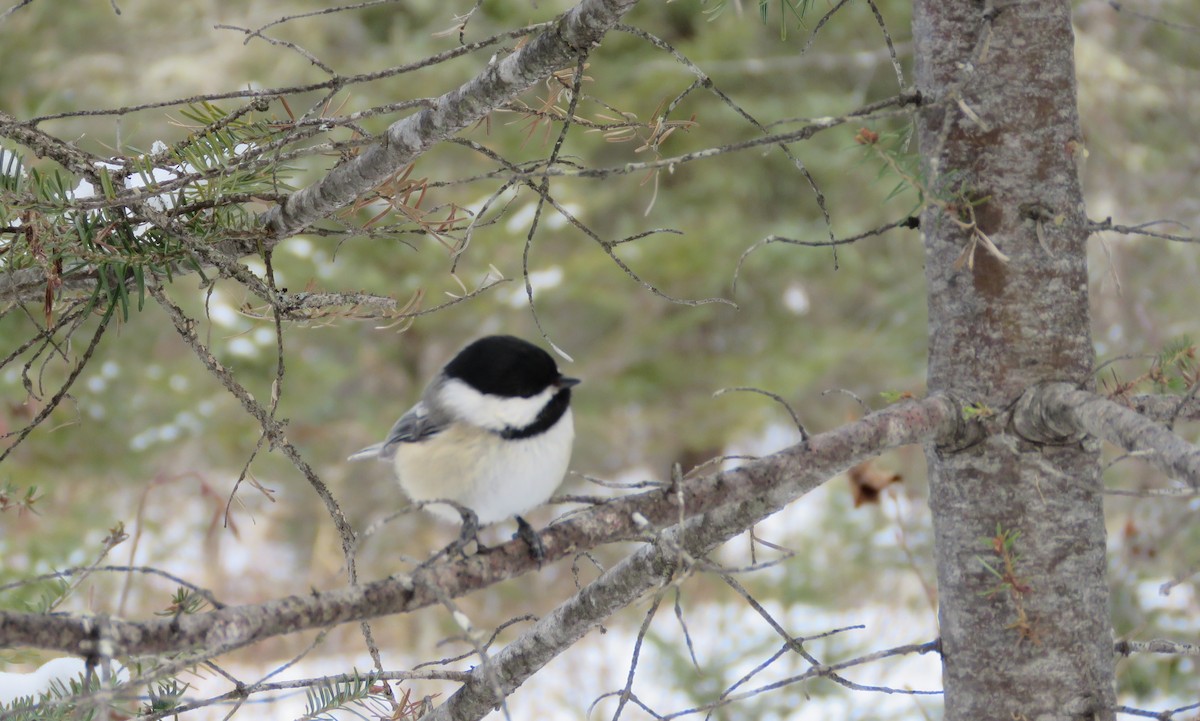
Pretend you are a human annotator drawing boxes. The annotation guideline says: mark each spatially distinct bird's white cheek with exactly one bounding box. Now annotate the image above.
[439,379,554,431]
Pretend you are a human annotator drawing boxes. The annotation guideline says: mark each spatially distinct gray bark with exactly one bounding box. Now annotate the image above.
[1126,393,1200,425]
[1016,383,1200,487]
[913,1,1116,718]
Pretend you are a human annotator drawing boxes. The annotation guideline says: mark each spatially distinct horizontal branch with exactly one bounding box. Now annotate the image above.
[494,102,918,183]
[1127,393,1200,424]
[1015,383,1200,486]
[0,109,103,177]
[257,0,641,242]
[396,398,948,716]
[1114,638,1200,657]
[426,396,960,719]
[1088,216,1197,244]
[0,395,960,659]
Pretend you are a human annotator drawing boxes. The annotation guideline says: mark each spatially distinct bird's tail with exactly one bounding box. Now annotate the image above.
[346,443,385,462]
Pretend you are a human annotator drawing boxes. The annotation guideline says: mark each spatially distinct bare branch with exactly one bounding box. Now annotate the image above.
[1126,393,1200,424]
[1114,702,1200,720]
[731,215,919,295]
[26,23,552,124]
[0,565,223,609]
[0,109,104,176]
[0,302,114,463]
[658,639,940,720]
[1102,1,1200,34]
[712,386,809,440]
[148,282,358,564]
[1014,383,1200,486]
[1103,485,1200,498]
[1114,638,1200,657]
[1088,216,1196,244]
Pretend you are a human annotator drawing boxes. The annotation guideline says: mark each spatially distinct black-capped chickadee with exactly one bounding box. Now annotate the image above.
[349,335,579,556]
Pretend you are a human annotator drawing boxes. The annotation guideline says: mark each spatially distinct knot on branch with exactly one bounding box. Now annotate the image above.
[931,393,987,454]
[1012,382,1089,446]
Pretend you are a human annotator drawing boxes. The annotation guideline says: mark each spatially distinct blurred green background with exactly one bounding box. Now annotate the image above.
[2,0,1198,716]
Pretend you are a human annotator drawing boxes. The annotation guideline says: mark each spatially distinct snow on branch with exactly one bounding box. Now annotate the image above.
[259,0,641,241]
[1015,382,1200,486]
[0,395,959,660]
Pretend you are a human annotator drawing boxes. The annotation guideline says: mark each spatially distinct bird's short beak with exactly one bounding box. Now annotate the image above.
[557,376,581,388]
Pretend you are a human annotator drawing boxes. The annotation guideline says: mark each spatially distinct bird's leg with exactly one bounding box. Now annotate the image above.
[448,504,481,559]
[454,506,480,557]
[424,501,481,565]
[514,516,546,564]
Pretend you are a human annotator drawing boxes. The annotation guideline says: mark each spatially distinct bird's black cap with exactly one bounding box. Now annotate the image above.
[444,335,573,398]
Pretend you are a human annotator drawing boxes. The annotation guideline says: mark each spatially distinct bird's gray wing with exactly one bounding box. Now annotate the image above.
[346,400,451,462]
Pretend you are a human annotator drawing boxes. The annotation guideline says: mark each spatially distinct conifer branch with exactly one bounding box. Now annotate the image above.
[257,0,642,243]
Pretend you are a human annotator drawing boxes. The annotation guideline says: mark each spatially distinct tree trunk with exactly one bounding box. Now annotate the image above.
[913,1,1116,718]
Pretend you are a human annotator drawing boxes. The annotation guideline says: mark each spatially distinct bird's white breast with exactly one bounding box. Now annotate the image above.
[392,409,574,524]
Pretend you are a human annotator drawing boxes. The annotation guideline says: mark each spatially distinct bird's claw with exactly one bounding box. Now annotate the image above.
[514,516,546,565]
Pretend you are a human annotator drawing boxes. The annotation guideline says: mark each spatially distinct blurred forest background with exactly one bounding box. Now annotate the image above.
[1,0,1198,717]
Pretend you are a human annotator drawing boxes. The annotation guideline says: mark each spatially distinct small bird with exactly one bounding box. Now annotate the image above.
[349,335,579,558]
